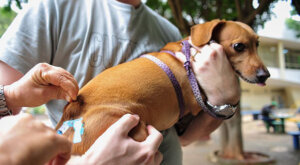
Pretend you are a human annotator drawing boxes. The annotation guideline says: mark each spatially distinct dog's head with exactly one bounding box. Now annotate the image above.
[191,19,270,85]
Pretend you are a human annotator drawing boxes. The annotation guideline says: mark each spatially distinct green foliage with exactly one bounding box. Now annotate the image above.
[0,7,16,37]
[25,105,46,115]
[286,8,300,38]
[0,0,27,36]
[1,0,24,10]
[286,18,300,38]
[146,0,176,25]
[252,2,276,31]
[146,0,277,35]
[0,0,26,36]
[146,0,238,24]
[180,0,238,22]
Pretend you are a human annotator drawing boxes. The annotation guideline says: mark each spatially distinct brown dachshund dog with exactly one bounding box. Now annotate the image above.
[55,19,270,155]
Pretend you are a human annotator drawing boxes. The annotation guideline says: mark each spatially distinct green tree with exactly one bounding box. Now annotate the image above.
[0,0,25,37]
[0,7,16,37]
[1,0,24,9]
[286,9,300,38]
[147,0,277,36]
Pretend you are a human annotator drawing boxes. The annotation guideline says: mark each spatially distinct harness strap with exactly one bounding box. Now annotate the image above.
[160,50,176,57]
[141,54,185,119]
[181,40,234,119]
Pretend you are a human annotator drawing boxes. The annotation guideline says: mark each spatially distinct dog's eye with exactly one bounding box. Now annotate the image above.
[233,43,246,52]
[256,41,259,47]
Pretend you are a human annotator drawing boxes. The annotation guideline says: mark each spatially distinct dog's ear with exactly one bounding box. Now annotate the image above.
[191,19,225,46]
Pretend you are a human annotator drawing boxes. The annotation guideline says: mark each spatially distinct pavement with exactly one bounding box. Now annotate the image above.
[35,114,300,165]
[182,115,300,165]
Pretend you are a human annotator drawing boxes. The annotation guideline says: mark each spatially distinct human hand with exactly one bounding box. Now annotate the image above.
[191,42,240,105]
[76,114,163,165]
[4,63,79,113]
[0,113,72,165]
[176,42,240,105]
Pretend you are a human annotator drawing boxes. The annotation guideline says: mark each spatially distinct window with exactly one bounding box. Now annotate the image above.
[258,44,279,67]
[284,48,300,69]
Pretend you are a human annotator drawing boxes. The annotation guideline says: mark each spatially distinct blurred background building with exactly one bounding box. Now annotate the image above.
[240,1,300,111]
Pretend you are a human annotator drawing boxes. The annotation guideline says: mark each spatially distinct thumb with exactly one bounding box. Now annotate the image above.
[109,114,140,136]
[41,86,72,102]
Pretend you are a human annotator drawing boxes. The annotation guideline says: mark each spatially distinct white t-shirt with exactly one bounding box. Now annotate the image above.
[0,0,181,124]
[0,0,183,164]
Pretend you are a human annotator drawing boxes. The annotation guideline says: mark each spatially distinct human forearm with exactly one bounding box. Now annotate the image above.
[179,111,222,146]
[0,61,24,114]
[204,80,240,106]
[0,61,24,85]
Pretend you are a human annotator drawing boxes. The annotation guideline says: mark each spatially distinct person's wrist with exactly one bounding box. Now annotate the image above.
[3,85,22,112]
[205,87,240,106]
[0,85,12,117]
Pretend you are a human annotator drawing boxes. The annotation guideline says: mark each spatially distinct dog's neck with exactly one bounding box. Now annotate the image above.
[159,39,206,116]
[168,37,201,68]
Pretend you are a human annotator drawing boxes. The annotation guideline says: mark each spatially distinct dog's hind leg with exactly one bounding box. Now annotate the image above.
[69,106,149,155]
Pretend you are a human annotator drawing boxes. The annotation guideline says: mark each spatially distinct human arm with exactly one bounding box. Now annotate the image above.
[191,42,240,105]
[69,114,163,165]
[179,111,222,146]
[0,0,60,113]
[0,113,72,165]
[0,61,24,113]
[2,63,79,114]
[0,61,23,85]
[176,42,240,145]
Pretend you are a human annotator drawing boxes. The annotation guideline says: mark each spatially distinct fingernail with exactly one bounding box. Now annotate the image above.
[133,114,140,120]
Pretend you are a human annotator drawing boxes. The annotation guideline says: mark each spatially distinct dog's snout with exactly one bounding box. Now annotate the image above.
[256,68,270,83]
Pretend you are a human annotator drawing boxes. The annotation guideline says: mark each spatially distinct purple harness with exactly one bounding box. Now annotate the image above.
[141,54,185,118]
[142,40,235,120]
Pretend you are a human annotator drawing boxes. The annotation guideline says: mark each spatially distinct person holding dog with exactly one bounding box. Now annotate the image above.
[0,0,240,164]
[0,63,163,165]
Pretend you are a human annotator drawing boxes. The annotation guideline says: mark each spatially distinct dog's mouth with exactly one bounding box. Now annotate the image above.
[235,70,266,86]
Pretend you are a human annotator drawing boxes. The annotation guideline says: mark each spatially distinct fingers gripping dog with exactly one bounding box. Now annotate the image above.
[56,19,270,155]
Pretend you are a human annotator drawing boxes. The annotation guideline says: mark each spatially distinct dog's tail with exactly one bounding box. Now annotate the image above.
[55,95,84,130]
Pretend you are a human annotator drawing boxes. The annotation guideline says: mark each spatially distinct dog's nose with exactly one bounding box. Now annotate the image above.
[256,68,270,83]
